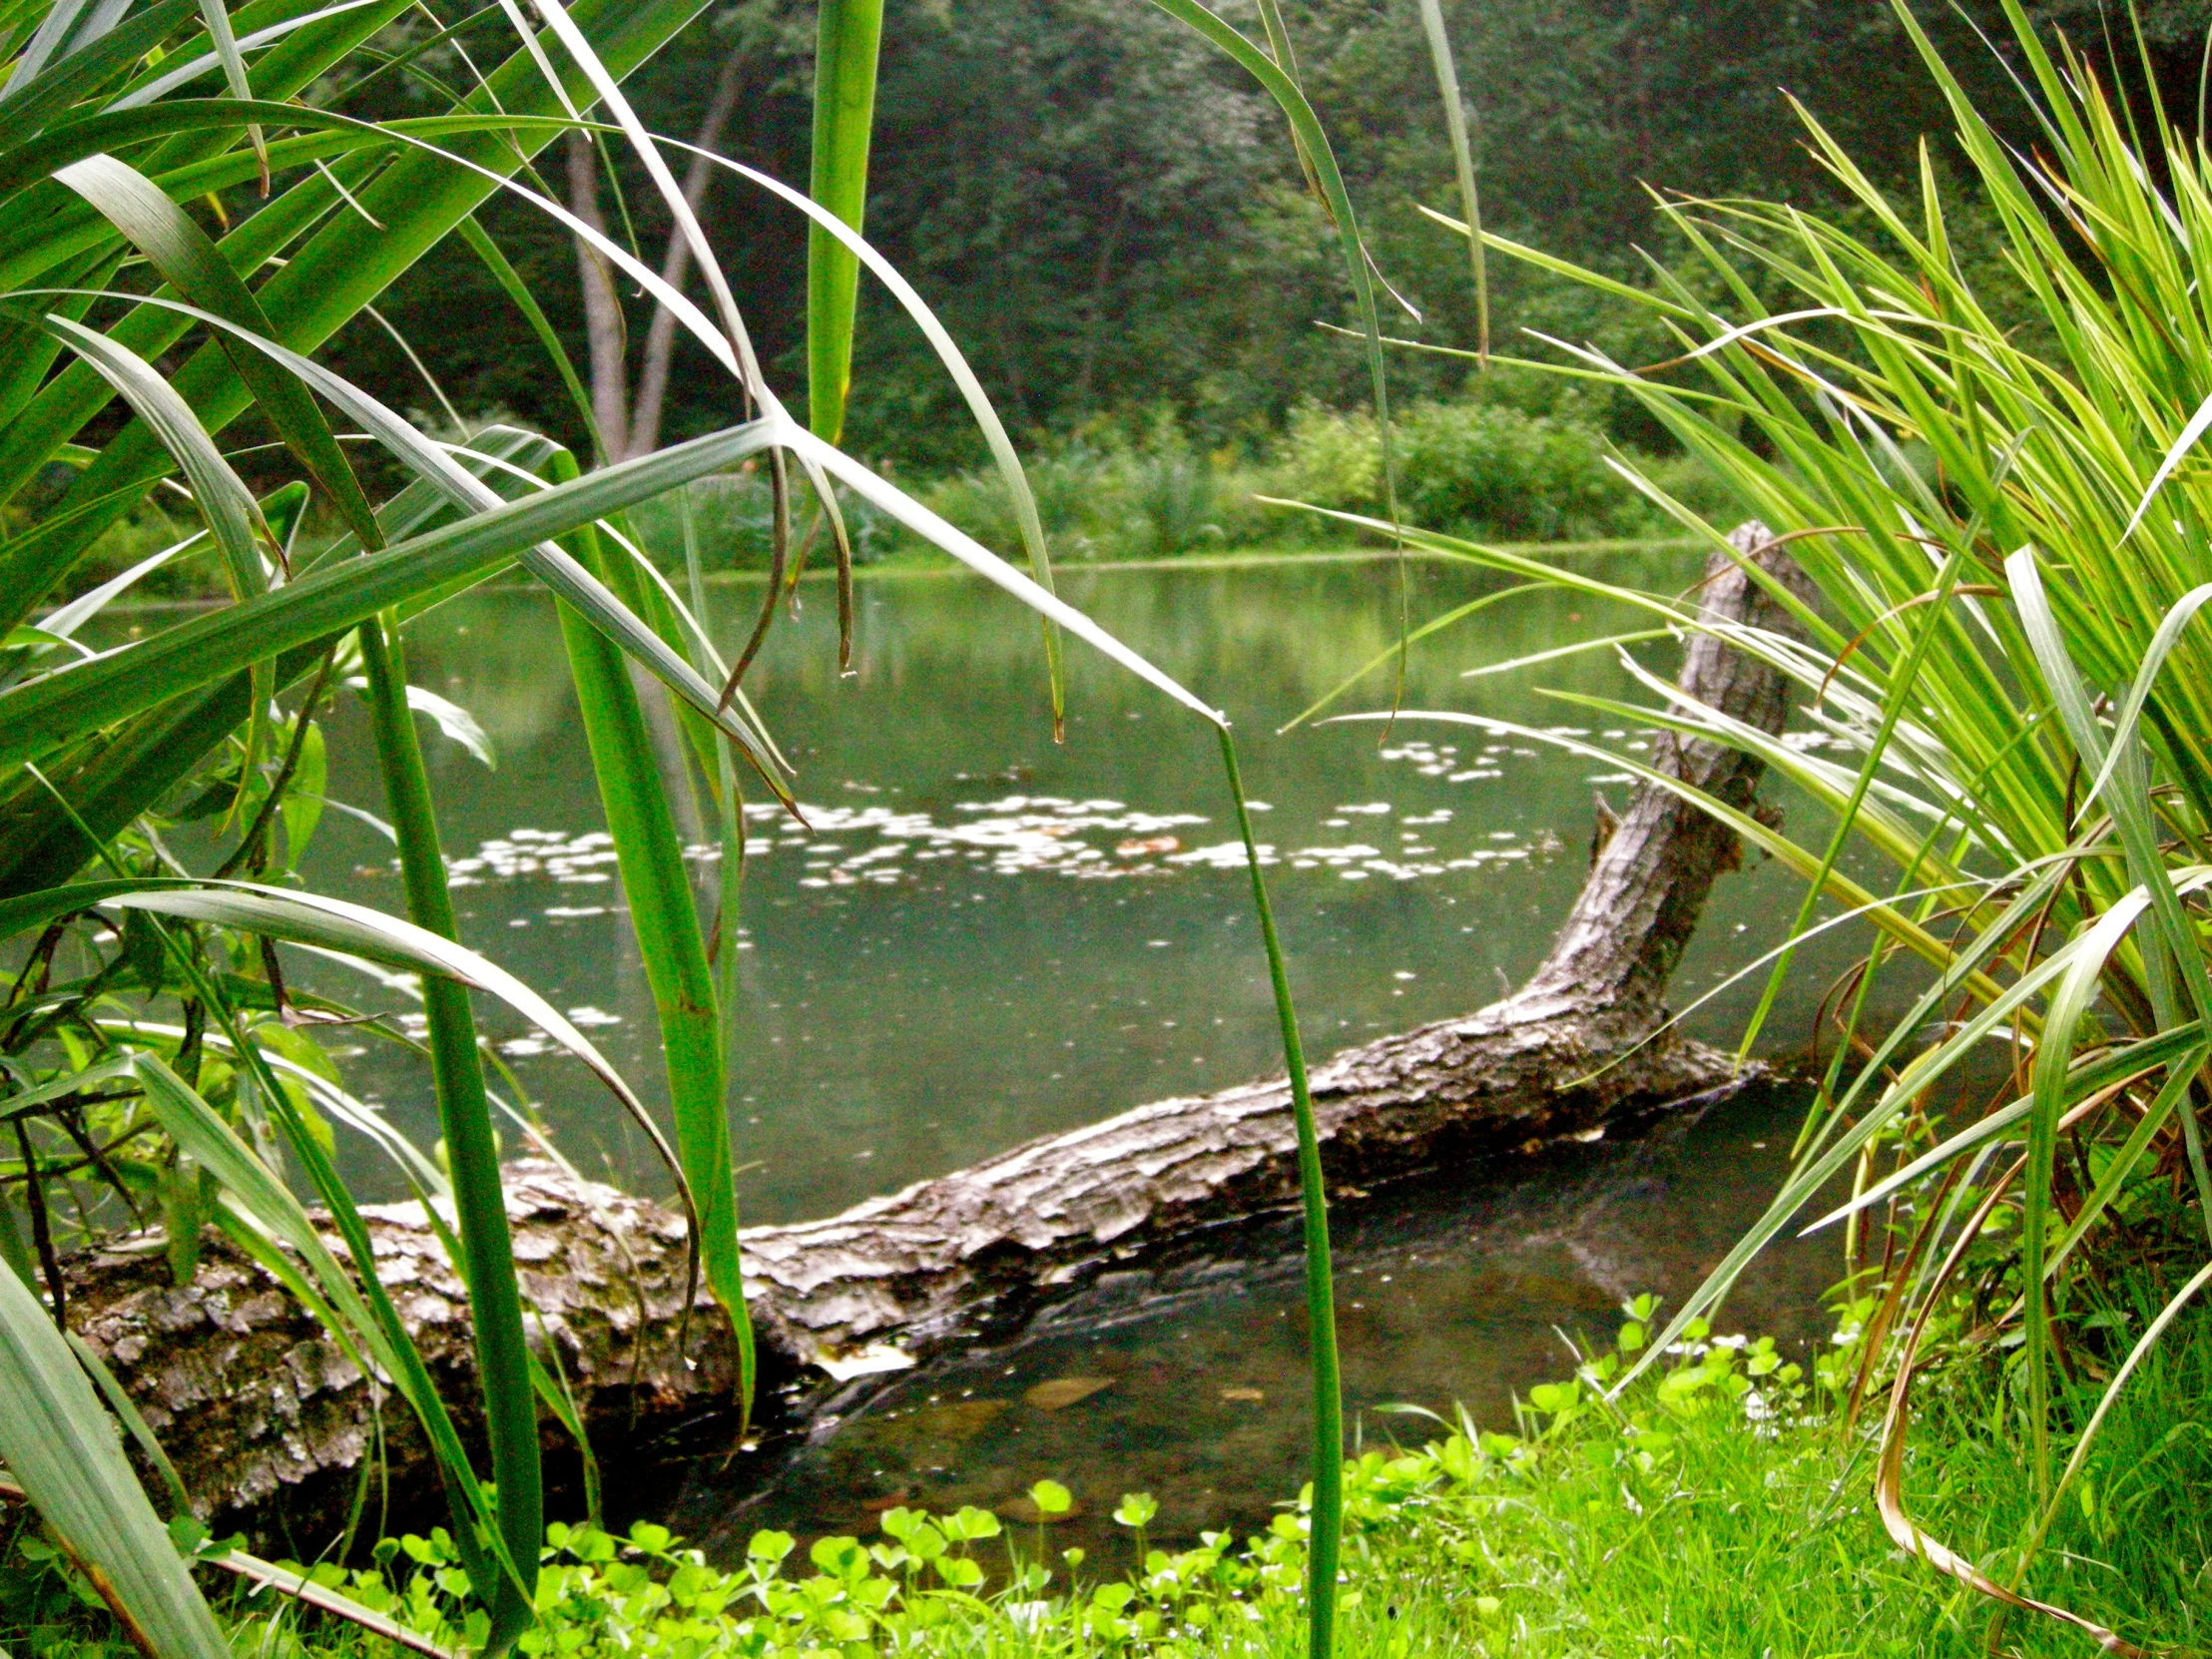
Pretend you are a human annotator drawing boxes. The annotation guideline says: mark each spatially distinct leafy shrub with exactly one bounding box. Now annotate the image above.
[1261,396,1702,544]
[1396,400,1633,540]
[916,417,1247,562]
[1268,401,1382,517]
[897,394,1720,564]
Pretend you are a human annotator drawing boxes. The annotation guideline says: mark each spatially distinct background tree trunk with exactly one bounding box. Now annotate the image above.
[629,47,749,459]
[565,130,632,460]
[564,52,751,466]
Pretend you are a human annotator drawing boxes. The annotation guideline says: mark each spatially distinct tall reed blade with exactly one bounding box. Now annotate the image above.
[550,480,750,1393]
[682,486,758,1416]
[1218,726,1341,1657]
[806,0,882,449]
[356,612,540,1653]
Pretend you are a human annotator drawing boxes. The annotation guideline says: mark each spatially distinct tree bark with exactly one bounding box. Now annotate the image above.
[565,131,632,460]
[51,526,1810,1539]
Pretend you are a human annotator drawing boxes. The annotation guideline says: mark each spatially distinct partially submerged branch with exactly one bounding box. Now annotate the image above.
[52,526,1809,1539]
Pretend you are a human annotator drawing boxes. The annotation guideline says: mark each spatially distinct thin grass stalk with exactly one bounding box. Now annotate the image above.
[356,611,540,1652]
[1412,0,1484,361]
[1217,726,1340,1658]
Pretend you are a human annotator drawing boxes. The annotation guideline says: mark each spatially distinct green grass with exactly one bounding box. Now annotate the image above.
[1361,1,2212,1538]
[13,1289,2212,1659]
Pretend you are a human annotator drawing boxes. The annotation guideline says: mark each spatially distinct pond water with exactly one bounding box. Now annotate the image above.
[302,551,1846,1213]
[281,549,1860,1556]
[662,1081,1843,1576]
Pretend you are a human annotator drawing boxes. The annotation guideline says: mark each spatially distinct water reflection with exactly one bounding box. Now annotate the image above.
[267,552,1867,1557]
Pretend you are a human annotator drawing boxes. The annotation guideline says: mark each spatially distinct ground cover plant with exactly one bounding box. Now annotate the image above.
[13,1287,2212,1657]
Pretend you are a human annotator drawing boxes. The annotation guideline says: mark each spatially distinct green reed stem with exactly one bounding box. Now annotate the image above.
[544,455,749,1419]
[682,485,759,1427]
[358,611,539,1654]
[1217,724,1340,1657]
[807,0,884,448]
[29,764,527,1617]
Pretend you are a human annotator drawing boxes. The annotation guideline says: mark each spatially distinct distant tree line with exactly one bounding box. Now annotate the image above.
[310,0,2212,473]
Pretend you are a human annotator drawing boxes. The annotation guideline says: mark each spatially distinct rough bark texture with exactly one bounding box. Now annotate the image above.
[61,1165,734,1538]
[52,525,1811,1539]
[737,524,1816,1368]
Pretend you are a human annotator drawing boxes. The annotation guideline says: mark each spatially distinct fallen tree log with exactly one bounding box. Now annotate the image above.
[54,524,1812,1540]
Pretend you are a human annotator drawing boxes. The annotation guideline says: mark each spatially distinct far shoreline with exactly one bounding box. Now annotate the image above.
[81,538,1700,617]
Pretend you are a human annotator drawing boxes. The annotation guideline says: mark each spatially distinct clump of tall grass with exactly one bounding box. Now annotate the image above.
[1337,0,2212,1646]
[908,416,1250,559]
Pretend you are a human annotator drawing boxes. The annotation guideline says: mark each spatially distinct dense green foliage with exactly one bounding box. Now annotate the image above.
[0,0,1293,1645]
[1334,4,2212,1648]
[311,0,2206,475]
[618,394,1731,567]
[17,0,2212,1647]
[0,0,1378,1633]
[15,1286,2212,1656]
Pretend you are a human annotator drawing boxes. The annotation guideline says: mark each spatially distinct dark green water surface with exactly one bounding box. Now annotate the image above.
[282,551,1853,1557]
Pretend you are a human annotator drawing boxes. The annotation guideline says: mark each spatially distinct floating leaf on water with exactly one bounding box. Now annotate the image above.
[1023,1376,1115,1410]
[1115,834,1180,856]
[815,1343,916,1382]
[1030,1478,1072,1512]
[1219,1386,1265,1403]
[896,1399,1010,1443]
